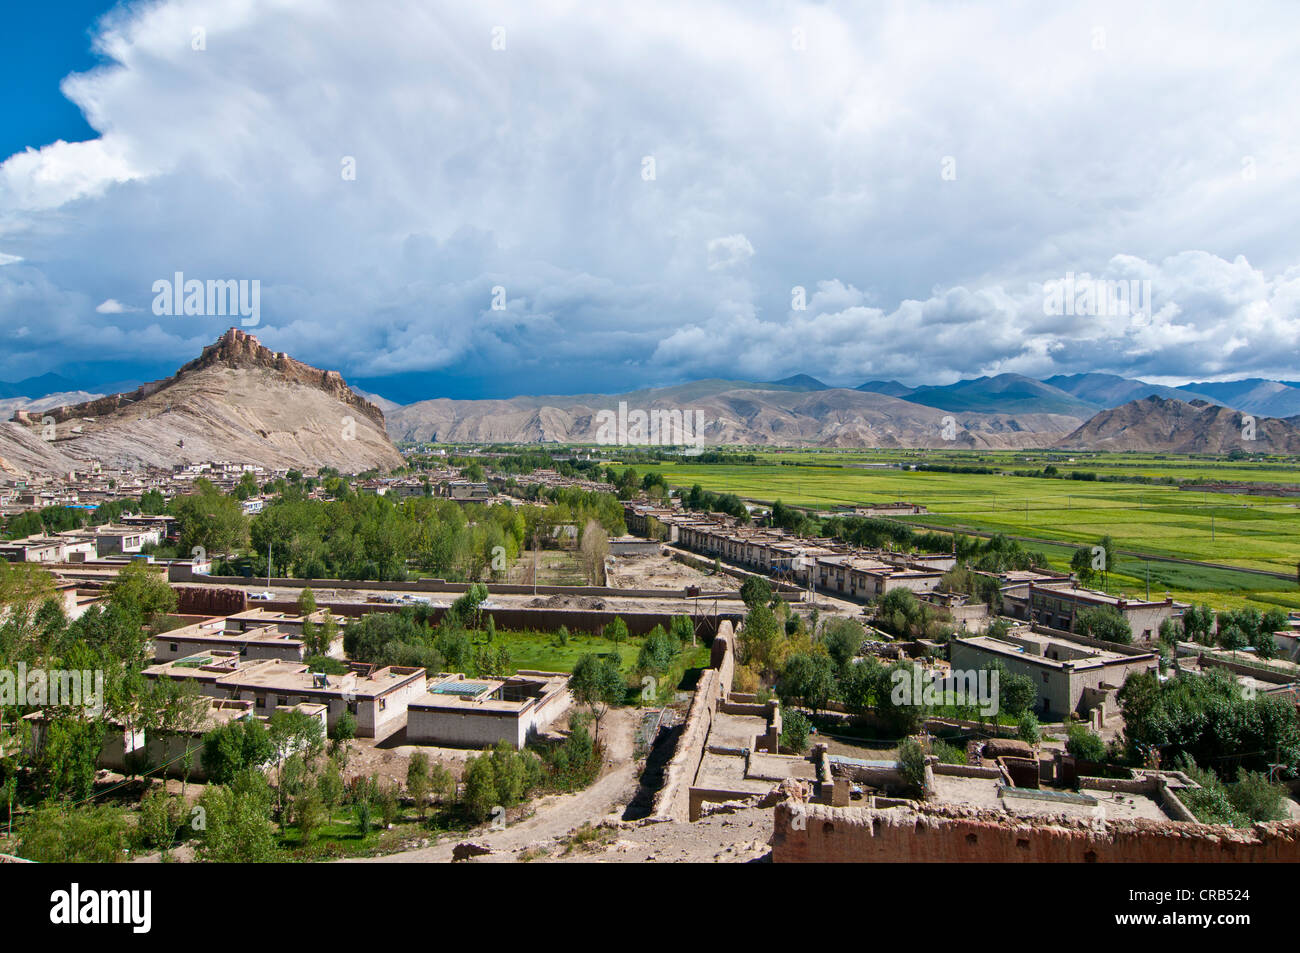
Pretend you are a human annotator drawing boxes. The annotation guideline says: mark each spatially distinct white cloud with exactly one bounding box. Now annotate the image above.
[0,0,1299,392]
[95,298,138,313]
[707,234,756,271]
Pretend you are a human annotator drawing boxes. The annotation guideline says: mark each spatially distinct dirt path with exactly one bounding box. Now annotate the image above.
[347,707,641,863]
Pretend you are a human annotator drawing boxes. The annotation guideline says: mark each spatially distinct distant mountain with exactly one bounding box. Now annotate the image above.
[1177,379,1300,419]
[0,329,402,477]
[856,380,915,398]
[352,387,403,414]
[1044,373,1216,408]
[763,374,829,391]
[902,374,1099,416]
[0,391,105,422]
[1057,396,1300,453]
[0,373,81,401]
[386,383,1084,449]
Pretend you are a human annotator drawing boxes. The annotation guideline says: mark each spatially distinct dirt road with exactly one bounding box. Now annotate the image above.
[347,707,642,863]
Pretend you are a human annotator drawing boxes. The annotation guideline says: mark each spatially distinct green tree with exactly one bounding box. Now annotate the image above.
[775,653,836,713]
[1065,724,1107,762]
[407,751,432,820]
[1074,605,1132,644]
[202,717,274,785]
[740,575,773,611]
[106,561,177,628]
[821,617,863,670]
[198,773,280,862]
[171,479,250,562]
[780,709,811,753]
[898,737,929,796]
[635,625,678,677]
[1016,712,1041,745]
[603,616,629,646]
[293,786,329,848]
[569,653,625,744]
[137,786,184,860]
[462,753,498,823]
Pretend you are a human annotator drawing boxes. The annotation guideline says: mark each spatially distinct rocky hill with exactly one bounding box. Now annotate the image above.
[1054,396,1300,453]
[2,329,403,476]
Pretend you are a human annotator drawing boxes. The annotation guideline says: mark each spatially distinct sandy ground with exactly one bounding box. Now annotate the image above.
[518,807,772,863]
[605,552,741,591]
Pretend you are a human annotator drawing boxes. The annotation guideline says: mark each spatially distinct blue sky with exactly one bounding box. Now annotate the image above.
[2,1,1300,403]
[0,2,116,160]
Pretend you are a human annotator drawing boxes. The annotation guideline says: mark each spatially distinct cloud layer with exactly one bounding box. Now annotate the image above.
[2,0,1299,396]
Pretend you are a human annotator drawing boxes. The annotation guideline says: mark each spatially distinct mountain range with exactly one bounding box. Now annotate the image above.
[3,340,1298,478]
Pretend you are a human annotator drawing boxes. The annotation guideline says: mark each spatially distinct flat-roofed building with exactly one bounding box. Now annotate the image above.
[154,616,312,663]
[949,627,1158,718]
[0,535,97,563]
[143,655,426,737]
[407,671,572,749]
[1025,582,1186,642]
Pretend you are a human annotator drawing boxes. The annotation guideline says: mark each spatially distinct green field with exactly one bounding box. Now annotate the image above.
[627,450,1300,613]
[474,627,711,694]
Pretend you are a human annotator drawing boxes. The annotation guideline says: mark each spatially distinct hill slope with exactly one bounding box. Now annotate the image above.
[1056,396,1300,453]
[4,329,403,475]
[386,385,1083,449]
[901,373,1099,416]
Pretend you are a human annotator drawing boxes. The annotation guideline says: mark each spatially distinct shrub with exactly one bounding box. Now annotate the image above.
[1065,725,1106,762]
[780,710,812,754]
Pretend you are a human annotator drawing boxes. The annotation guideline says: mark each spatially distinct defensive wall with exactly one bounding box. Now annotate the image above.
[771,800,1300,863]
[650,621,736,822]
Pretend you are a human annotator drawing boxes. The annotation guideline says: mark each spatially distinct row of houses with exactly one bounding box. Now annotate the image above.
[625,503,957,601]
[0,521,167,563]
[626,502,1188,642]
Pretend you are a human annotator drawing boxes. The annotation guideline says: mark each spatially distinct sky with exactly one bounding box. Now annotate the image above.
[2,0,1299,403]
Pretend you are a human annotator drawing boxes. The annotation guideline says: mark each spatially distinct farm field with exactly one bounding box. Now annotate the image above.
[631,453,1300,614]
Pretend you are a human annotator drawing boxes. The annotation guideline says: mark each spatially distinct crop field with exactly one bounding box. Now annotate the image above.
[631,451,1300,613]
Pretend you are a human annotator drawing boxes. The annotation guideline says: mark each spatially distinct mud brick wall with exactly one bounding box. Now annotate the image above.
[651,622,736,821]
[772,801,1300,863]
[174,585,247,616]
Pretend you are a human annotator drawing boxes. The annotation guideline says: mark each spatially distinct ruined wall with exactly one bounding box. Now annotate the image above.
[174,586,247,616]
[771,801,1300,863]
[651,622,735,821]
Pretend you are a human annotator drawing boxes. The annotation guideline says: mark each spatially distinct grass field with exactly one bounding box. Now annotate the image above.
[472,626,711,687]
[627,451,1300,613]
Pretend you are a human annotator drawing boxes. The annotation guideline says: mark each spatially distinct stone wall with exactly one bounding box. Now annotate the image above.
[651,622,736,821]
[771,800,1300,863]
